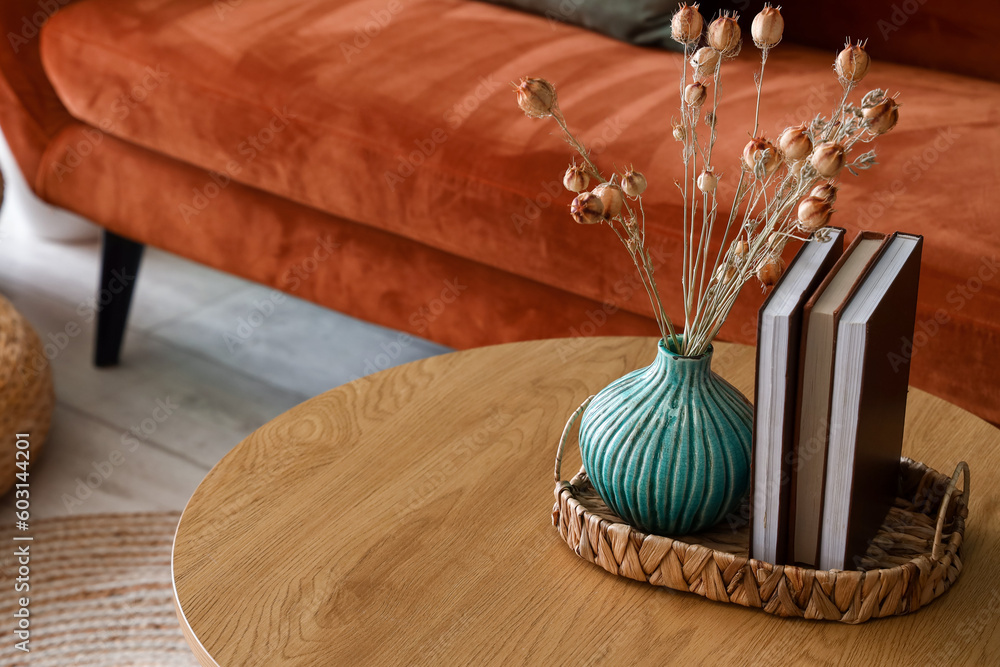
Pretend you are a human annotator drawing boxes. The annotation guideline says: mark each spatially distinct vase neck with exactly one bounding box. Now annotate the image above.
[654,339,713,382]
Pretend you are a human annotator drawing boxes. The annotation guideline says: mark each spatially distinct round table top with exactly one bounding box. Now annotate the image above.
[172,337,1000,666]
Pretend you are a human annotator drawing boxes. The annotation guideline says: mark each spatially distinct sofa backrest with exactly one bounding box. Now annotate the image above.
[705,0,1000,83]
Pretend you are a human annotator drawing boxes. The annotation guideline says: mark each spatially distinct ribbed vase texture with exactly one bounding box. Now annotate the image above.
[579,340,753,535]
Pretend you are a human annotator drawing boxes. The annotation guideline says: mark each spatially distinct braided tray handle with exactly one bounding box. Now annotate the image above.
[554,396,594,483]
[931,460,970,561]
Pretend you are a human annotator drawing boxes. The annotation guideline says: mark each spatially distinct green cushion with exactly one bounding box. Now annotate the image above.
[480,0,686,50]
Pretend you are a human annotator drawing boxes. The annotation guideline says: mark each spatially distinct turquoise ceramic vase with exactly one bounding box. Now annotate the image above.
[578,338,753,535]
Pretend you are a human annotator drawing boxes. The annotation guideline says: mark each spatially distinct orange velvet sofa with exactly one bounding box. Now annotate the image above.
[1,0,998,424]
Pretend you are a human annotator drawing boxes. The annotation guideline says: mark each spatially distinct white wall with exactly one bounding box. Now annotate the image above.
[0,127,98,242]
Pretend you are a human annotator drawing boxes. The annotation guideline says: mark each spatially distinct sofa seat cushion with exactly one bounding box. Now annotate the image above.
[37,0,1000,420]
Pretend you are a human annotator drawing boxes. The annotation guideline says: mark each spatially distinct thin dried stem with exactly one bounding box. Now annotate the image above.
[519,30,894,358]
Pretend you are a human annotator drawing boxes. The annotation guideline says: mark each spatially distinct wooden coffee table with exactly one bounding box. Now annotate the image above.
[172,337,1000,666]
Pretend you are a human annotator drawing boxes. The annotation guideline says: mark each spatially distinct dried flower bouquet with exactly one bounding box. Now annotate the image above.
[514,4,900,358]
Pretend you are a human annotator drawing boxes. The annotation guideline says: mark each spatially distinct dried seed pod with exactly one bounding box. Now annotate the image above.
[705,111,717,129]
[620,169,648,198]
[514,77,557,118]
[810,141,846,177]
[708,15,741,56]
[570,192,604,225]
[810,182,838,203]
[797,196,833,231]
[835,42,870,84]
[743,137,781,177]
[671,3,704,45]
[732,239,749,258]
[684,82,708,107]
[863,97,900,135]
[593,182,624,219]
[757,256,786,286]
[777,125,812,161]
[672,123,686,142]
[742,138,761,167]
[697,168,718,193]
[690,47,721,77]
[562,164,590,193]
[751,5,783,48]
[714,263,736,283]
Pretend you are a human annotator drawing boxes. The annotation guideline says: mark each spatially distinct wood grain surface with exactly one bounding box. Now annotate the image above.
[172,337,1000,666]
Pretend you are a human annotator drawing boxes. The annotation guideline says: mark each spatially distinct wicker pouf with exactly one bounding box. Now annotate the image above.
[0,512,197,667]
[0,294,55,496]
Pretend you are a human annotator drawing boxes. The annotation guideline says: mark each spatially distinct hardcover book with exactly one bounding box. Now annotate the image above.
[788,231,890,566]
[818,233,923,571]
[749,228,845,564]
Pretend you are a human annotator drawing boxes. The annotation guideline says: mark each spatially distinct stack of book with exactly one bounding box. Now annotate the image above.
[749,229,923,570]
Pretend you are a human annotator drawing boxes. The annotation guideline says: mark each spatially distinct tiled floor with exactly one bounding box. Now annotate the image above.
[1,182,450,519]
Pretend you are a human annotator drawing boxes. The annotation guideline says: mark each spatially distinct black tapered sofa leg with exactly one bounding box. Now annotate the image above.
[94,230,144,367]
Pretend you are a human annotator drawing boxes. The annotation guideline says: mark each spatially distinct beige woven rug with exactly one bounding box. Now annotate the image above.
[0,512,198,667]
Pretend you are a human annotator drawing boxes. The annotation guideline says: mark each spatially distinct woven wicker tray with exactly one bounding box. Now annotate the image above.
[552,399,970,623]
